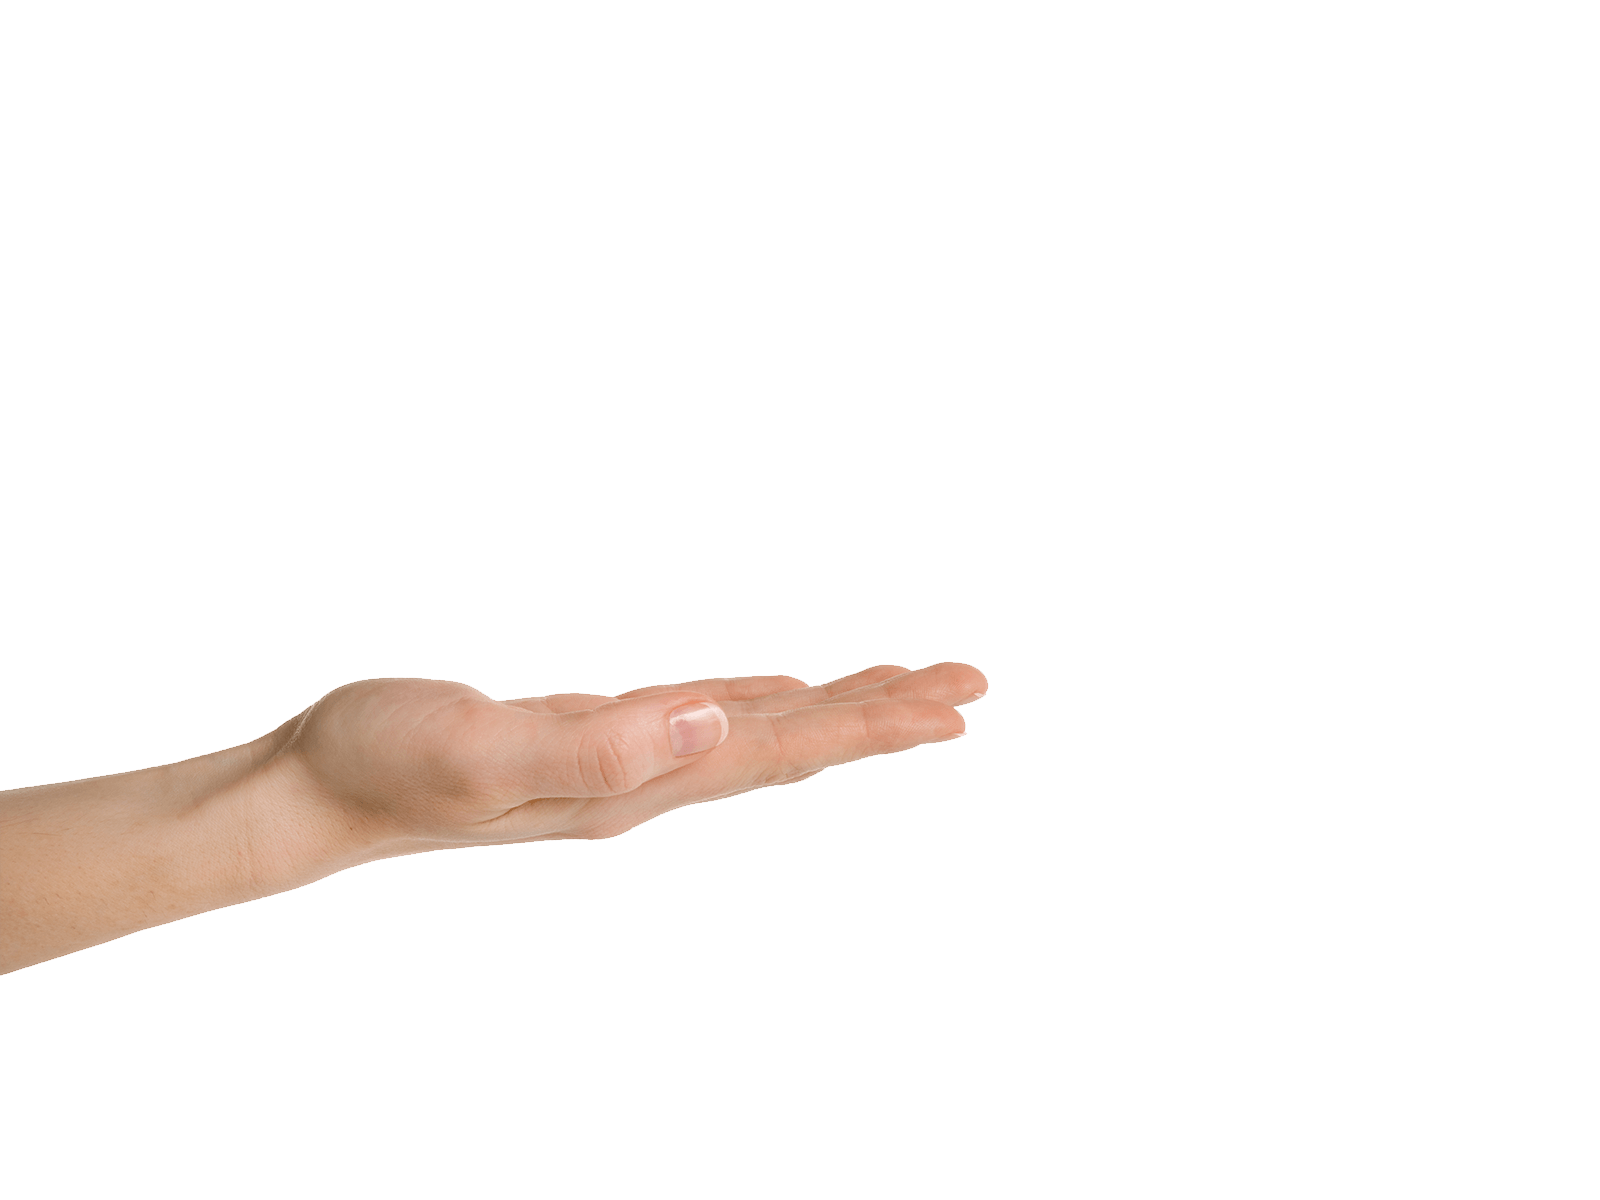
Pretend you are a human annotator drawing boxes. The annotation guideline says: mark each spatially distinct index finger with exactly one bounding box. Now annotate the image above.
[617,664,914,703]
[499,678,812,713]
[617,674,809,701]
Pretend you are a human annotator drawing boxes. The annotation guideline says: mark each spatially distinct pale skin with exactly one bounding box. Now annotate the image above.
[0,662,987,973]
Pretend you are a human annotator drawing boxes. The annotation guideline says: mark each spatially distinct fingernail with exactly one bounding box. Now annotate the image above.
[668,701,728,756]
[963,691,986,704]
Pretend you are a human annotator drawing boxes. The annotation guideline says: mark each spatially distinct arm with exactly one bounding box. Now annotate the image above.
[0,662,986,973]
[0,720,338,971]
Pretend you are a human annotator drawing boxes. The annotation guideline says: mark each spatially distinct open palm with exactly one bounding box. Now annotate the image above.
[281,662,987,855]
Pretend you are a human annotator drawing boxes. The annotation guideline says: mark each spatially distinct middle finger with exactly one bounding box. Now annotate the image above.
[724,662,985,714]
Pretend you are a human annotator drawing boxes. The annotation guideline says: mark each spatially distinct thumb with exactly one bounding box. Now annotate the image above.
[514,691,730,798]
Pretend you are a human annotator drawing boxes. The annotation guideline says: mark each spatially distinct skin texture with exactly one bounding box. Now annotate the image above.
[0,662,986,973]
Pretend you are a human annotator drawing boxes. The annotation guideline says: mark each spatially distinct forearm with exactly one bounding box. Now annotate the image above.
[0,722,363,973]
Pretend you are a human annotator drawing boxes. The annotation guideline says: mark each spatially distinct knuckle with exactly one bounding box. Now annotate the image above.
[578,726,643,795]
[752,714,798,788]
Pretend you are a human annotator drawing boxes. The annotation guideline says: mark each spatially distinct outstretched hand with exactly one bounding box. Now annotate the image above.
[278,662,987,856]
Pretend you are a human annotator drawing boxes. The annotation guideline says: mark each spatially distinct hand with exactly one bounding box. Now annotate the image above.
[276,662,988,856]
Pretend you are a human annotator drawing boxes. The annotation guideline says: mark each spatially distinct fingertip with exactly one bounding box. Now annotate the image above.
[856,696,966,748]
[933,662,987,703]
[928,710,960,748]
[925,693,967,742]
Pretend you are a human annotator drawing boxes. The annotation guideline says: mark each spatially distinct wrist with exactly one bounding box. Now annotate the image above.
[226,727,394,901]
[1,720,376,972]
